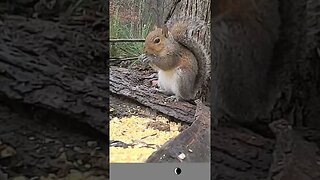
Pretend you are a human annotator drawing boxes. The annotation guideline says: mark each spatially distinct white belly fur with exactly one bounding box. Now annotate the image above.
[158,69,177,95]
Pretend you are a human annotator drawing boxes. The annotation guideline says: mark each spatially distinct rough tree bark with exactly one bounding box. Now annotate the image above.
[274,0,320,129]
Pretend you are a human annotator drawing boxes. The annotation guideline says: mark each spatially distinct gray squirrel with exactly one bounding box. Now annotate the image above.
[140,18,211,102]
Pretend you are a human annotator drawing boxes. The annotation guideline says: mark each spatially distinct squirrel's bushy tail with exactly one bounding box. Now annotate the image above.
[166,17,211,102]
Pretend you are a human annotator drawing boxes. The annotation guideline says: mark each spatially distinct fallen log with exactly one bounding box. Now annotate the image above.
[0,15,108,134]
[109,66,196,123]
[211,123,275,180]
[146,100,210,162]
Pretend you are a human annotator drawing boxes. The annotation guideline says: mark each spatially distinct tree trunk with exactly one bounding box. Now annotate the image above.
[274,0,320,129]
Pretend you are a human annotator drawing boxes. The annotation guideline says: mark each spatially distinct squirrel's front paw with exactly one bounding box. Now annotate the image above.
[138,54,148,63]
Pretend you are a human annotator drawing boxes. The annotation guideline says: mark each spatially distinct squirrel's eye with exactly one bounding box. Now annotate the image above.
[153,38,160,44]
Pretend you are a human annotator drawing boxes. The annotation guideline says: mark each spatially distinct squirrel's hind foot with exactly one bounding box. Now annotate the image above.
[150,87,169,95]
[164,95,180,102]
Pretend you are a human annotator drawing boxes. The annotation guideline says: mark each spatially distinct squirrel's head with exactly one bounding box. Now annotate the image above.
[144,26,170,56]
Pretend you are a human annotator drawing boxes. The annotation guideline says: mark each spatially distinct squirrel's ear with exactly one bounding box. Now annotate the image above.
[152,25,158,30]
[162,26,169,38]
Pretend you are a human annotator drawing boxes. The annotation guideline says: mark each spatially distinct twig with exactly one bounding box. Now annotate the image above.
[109,39,145,43]
[110,57,139,61]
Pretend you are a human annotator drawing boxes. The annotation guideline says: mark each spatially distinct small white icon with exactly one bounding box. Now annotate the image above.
[174,167,181,175]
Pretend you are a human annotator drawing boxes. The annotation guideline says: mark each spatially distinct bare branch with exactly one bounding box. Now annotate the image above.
[109,39,145,42]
